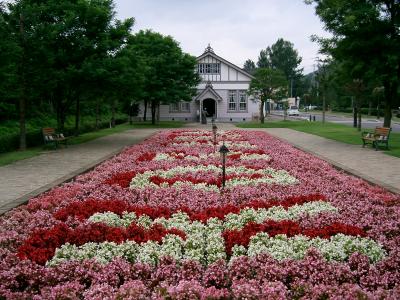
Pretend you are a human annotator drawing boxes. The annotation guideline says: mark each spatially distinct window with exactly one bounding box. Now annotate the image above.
[198,63,220,74]
[239,91,247,111]
[170,102,190,113]
[180,102,190,112]
[228,90,248,112]
[170,102,179,112]
[228,90,237,111]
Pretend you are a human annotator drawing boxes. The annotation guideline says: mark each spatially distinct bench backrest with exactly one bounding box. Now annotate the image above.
[374,127,391,137]
[42,127,55,136]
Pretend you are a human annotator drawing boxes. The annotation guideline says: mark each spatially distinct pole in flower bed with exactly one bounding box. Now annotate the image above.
[219,143,229,189]
[212,124,218,151]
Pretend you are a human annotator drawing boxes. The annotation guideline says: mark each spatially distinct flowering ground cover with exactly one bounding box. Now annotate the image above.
[1,129,400,299]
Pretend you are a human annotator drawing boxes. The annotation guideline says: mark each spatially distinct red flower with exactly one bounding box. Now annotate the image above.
[137,152,156,162]
[18,221,186,265]
[104,171,136,188]
[222,220,366,256]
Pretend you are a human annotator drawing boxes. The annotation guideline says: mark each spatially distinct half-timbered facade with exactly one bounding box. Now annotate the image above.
[139,45,259,122]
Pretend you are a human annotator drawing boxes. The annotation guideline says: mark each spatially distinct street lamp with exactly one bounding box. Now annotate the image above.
[219,143,229,189]
[212,124,218,151]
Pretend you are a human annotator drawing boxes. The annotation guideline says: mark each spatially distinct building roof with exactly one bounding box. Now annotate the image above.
[197,44,255,80]
[194,81,223,102]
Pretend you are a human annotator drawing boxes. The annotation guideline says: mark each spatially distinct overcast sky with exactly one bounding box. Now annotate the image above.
[113,0,330,74]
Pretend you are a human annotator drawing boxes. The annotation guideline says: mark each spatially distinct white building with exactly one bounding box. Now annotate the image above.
[138,45,259,123]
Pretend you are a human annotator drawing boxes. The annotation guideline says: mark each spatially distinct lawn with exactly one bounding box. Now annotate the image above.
[236,120,400,158]
[0,121,184,166]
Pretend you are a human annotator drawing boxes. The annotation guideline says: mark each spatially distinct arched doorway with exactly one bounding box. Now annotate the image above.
[203,98,216,118]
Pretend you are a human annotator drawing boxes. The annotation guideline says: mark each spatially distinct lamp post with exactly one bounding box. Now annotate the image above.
[212,124,218,151]
[219,143,229,189]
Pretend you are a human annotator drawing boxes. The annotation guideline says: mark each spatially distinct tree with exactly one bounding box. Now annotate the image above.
[127,30,200,124]
[243,59,256,74]
[345,79,366,131]
[372,86,384,119]
[306,0,400,127]
[257,38,303,97]
[268,38,303,80]
[257,49,270,68]
[3,0,48,150]
[248,68,288,123]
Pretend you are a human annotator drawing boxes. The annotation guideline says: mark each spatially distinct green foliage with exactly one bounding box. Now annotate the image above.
[248,68,288,123]
[0,113,126,153]
[243,59,256,74]
[126,30,200,124]
[307,0,400,127]
[255,38,303,97]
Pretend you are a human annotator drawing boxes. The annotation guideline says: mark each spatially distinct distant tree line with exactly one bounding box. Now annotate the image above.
[0,0,199,151]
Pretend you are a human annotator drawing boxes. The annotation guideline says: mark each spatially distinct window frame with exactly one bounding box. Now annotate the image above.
[239,90,248,111]
[169,101,191,113]
[227,90,248,112]
[228,90,237,111]
[198,63,221,74]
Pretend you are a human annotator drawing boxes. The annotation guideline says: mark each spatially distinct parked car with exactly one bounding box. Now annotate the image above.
[287,106,300,116]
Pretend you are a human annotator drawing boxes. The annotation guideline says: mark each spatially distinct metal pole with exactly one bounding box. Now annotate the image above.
[200,101,202,124]
[222,154,226,189]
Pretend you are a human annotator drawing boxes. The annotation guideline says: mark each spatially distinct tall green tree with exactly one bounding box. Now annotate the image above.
[127,30,200,124]
[243,59,256,74]
[268,38,303,79]
[248,68,288,123]
[256,39,303,97]
[306,0,400,127]
[257,49,270,68]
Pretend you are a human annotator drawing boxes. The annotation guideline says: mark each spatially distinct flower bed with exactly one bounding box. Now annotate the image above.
[1,129,400,299]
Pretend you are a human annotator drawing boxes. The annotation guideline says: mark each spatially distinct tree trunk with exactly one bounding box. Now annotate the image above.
[352,97,357,128]
[18,13,26,151]
[143,99,148,122]
[74,95,80,136]
[111,99,116,128]
[259,101,265,124]
[356,97,362,131]
[95,98,100,130]
[376,99,380,120]
[368,99,372,116]
[322,94,326,124]
[157,103,160,122]
[151,101,157,125]
[19,90,26,151]
[59,109,66,132]
[383,80,395,128]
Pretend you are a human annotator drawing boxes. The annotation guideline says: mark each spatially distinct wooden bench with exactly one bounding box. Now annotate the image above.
[42,127,68,149]
[361,127,391,150]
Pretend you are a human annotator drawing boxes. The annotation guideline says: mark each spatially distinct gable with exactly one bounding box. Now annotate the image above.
[197,48,254,83]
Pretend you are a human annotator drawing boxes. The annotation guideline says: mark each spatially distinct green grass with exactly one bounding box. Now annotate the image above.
[0,121,184,166]
[0,148,43,166]
[237,120,400,158]
[306,110,400,122]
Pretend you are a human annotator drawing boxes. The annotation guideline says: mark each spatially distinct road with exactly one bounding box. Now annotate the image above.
[271,111,400,132]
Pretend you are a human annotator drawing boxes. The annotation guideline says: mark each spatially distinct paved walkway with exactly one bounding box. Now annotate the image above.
[1,124,398,215]
[0,129,159,214]
[250,128,400,194]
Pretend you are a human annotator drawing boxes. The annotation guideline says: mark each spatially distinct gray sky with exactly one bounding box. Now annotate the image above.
[114,0,330,74]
